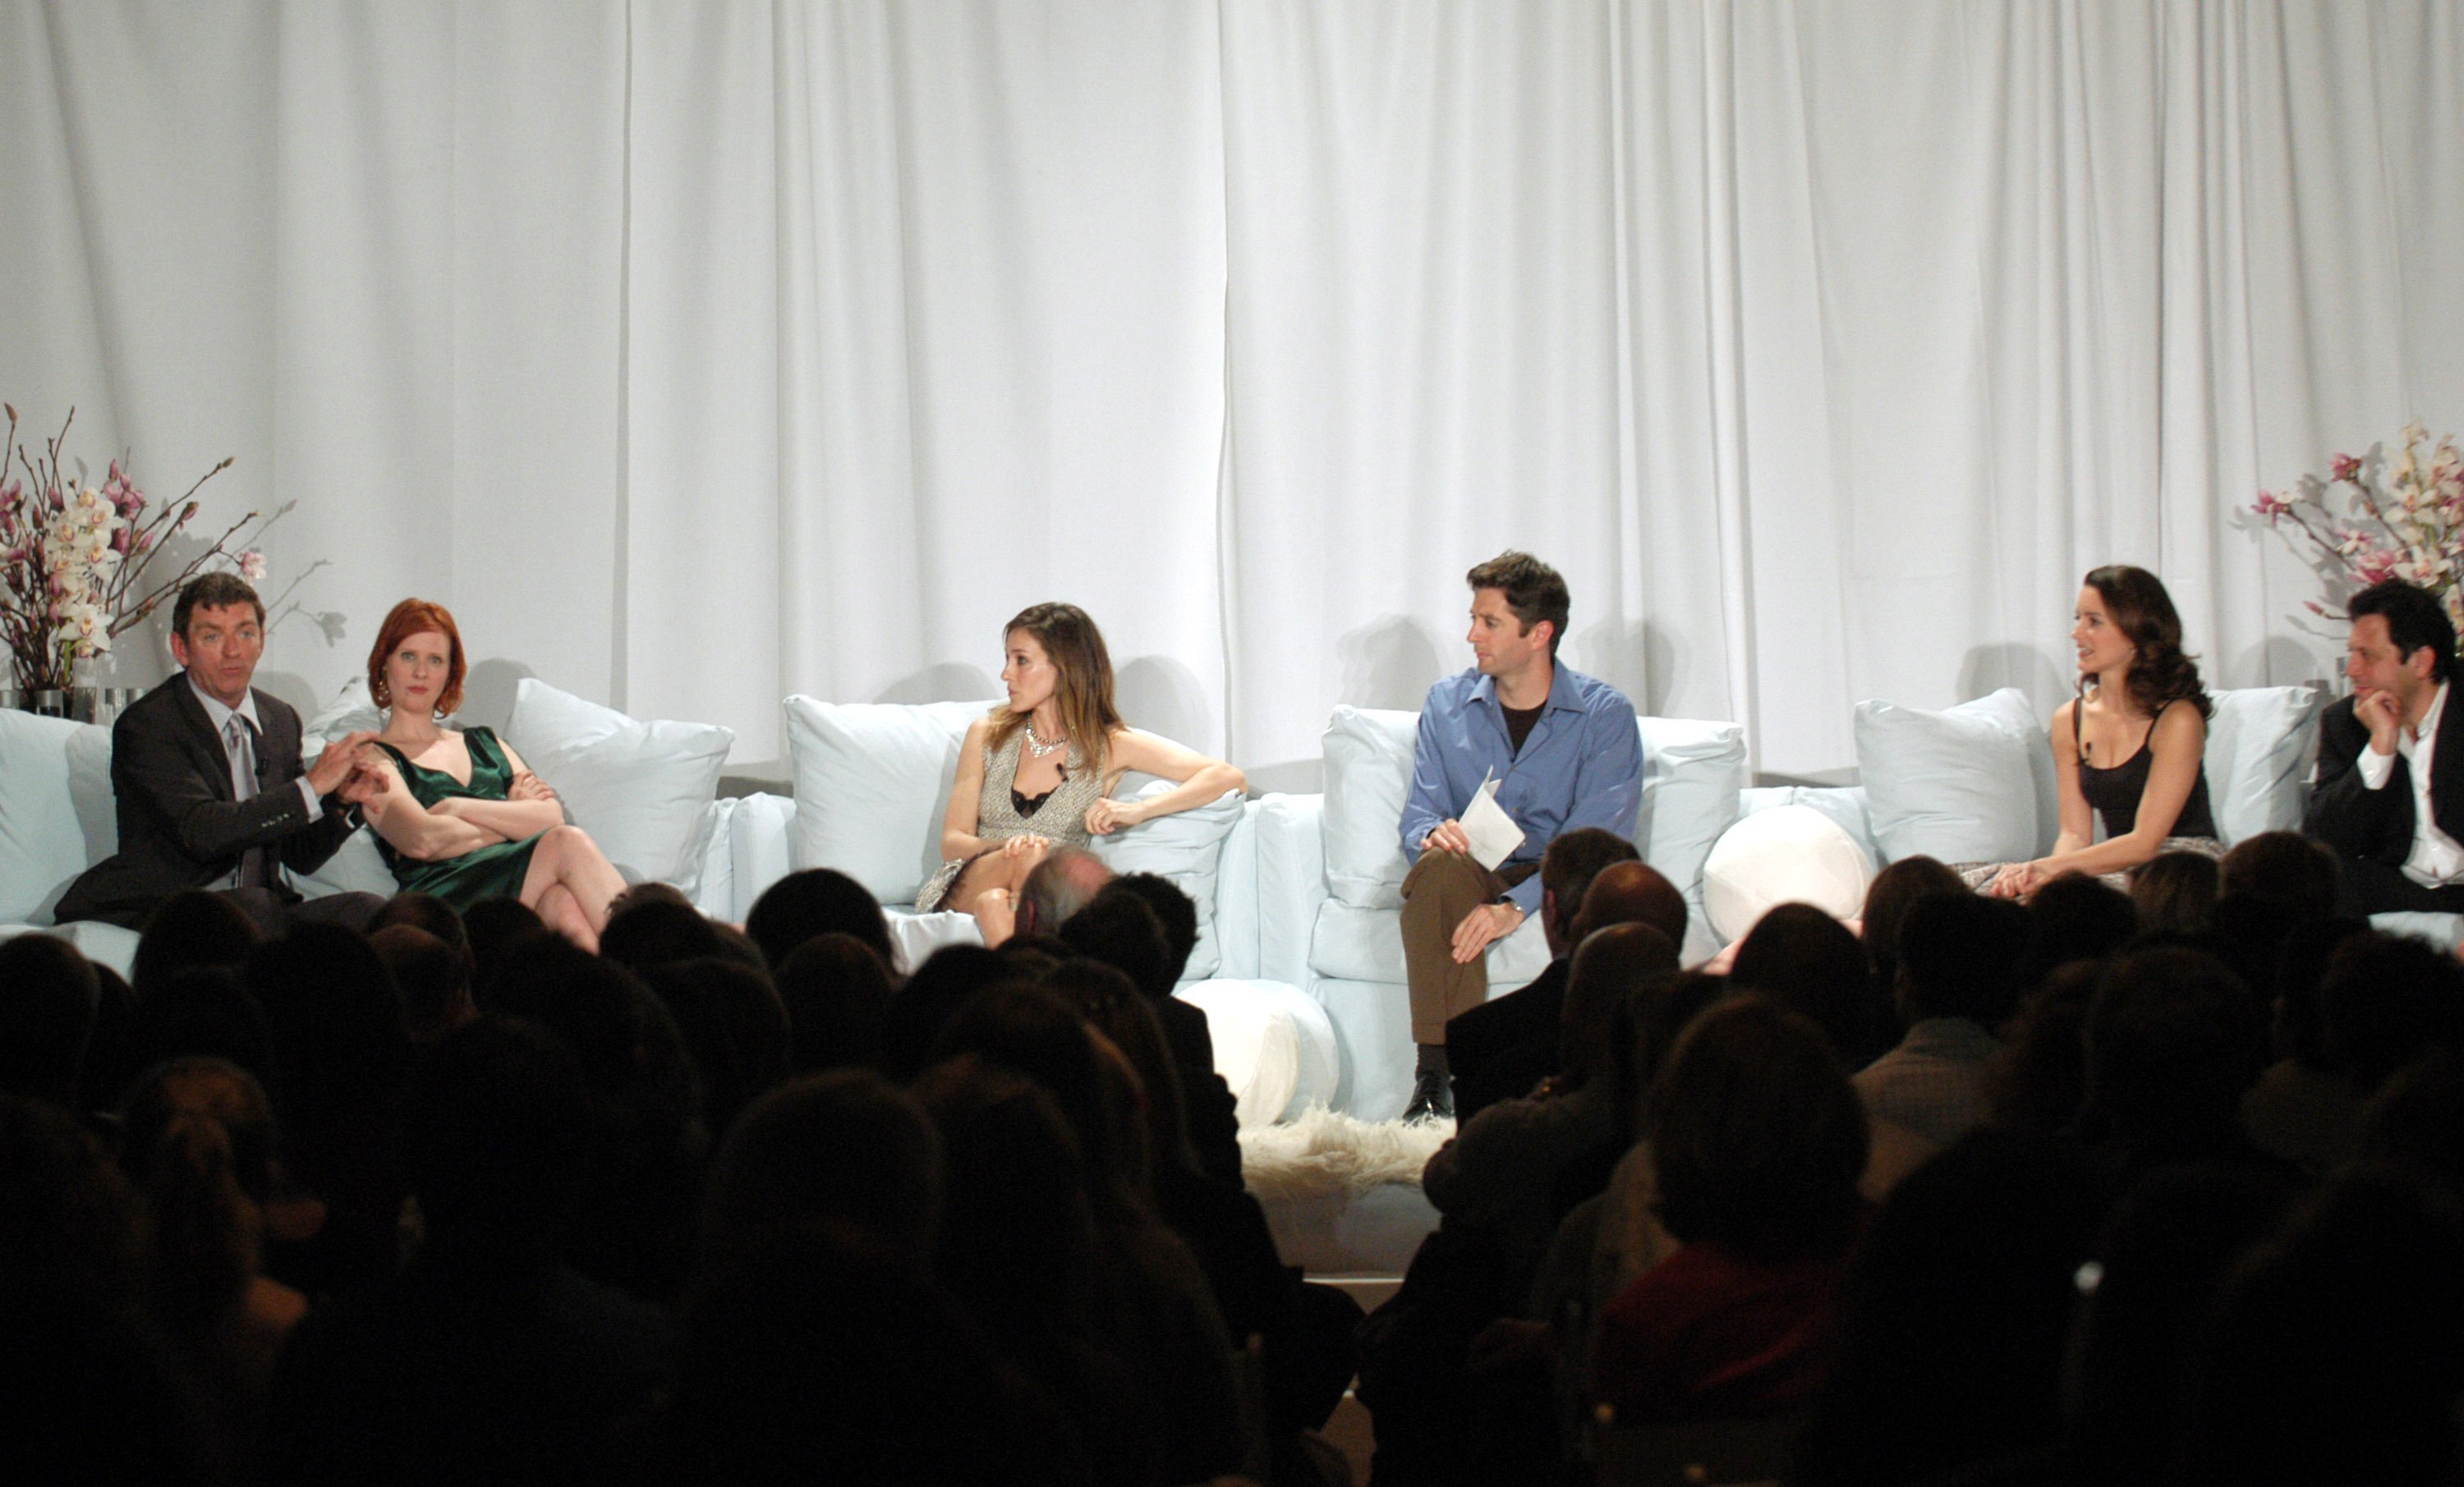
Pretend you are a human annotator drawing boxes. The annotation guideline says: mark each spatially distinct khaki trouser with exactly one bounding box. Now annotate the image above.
[1399,848,1519,1044]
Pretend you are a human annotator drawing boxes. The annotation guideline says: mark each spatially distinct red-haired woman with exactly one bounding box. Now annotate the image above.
[339,599,626,950]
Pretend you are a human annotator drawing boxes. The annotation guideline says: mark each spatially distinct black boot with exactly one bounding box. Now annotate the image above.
[1401,1067,1455,1123]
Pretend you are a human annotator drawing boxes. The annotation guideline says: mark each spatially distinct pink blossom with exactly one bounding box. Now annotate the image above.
[2253,489,2292,518]
[2332,453,2363,483]
[237,550,266,583]
[109,527,131,555]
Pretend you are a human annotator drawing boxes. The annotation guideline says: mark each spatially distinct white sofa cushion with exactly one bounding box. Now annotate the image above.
[302,677,385,751]
[784,696,996,906]
[2204,684,2328,844]
[0,920,142,979]
[1321,707,1422,911]
[1702,804,1876,943]
[1634,715,1750,931]
[1855,687,2052,864]
[292,832,402,901]
[0,710,117,925]
[504,678,734,896]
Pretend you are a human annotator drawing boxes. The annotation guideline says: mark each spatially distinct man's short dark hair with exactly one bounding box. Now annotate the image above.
[2218,832,2342,925]
[1109,874,1199,986]
[1056,885,1175,999]
[170,571,264,638]
[1896,893,2030,1025]
[2348,579,2457,682]
[1464,549,1570,657]
[1540,828,1641,942]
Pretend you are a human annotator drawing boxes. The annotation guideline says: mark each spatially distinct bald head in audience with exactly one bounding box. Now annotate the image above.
[1017,846,1114,940]
[1572,860,1689,952]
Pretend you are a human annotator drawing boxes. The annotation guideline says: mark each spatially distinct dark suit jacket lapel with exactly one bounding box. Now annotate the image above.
[2431,682,2464,847]
[167,678,239,803]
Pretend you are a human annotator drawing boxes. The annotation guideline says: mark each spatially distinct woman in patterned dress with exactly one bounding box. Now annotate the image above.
[919,603,1245,939]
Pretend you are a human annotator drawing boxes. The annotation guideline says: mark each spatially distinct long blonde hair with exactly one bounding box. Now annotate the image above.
[986,603,1124,772]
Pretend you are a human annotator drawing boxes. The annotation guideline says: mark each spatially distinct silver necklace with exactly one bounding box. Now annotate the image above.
[1023,721,1067,760]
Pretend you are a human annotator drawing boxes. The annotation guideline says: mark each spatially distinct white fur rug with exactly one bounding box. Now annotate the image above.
[1238,1106,1455,1205]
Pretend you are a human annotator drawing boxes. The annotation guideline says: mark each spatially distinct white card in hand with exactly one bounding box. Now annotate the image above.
[1460,771,1524,870]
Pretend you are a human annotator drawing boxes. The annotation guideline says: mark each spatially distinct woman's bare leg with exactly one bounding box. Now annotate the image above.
[531,881,597,952]
[945,839,1050,940]
[518,826,627,948]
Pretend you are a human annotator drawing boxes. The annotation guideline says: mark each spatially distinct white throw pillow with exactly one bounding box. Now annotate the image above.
[302,676,385,756]
[1634,715,1749,913]
[1091,778,1244,980]
[2203,685,2327,845]
[1855,687,2052,865]
[504,679,734,895]
[784,696,1002,905]
[0,709,117,924]
[1701,805,1876,943]
[1321,707,1421,911]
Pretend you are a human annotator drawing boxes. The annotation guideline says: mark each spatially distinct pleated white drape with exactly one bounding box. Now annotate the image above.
[5,2,2461,778]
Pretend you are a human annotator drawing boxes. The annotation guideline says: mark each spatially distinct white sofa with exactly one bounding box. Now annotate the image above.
[21,674,2446,1127]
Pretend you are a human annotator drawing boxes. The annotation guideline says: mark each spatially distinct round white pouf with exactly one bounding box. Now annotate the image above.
[1701,803,1875,945]
[1173,979,1340,1128]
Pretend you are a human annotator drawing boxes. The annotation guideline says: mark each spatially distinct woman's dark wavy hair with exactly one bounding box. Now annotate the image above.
[2083,566,2211,722]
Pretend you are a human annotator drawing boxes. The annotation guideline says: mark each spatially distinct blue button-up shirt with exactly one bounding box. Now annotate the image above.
[1399,662,1646,916]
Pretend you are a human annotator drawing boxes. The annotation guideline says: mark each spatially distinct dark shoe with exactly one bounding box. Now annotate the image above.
[1401,1068,1455,1123]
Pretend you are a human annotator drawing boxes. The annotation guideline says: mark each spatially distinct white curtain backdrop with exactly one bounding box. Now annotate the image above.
[5,1,2460,780]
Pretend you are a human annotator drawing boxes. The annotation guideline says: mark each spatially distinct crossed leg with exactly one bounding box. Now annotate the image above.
[942,837,1050,940]
[517,824,627,952]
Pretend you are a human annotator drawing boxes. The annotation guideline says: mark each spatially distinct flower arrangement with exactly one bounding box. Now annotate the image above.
[2,405,268,695]
[2253,420,2464,635]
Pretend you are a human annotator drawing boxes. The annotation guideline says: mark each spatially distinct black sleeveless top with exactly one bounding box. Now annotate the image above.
[2074,697,2218,841]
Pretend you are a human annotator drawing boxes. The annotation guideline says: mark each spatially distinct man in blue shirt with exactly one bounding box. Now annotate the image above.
[1396,552,1644,1120]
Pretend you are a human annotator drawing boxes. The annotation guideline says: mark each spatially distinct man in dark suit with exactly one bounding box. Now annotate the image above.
[2305,577,2464,916]
[54,572,386,934]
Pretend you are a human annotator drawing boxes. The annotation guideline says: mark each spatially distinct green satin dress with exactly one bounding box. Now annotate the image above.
[372,727,541,910]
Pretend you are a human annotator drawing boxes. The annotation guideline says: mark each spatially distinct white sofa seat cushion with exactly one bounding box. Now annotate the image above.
[1307,897,1551,988]
[0,920,142,979]
[1855,687,2053,864]
[505,679,735,897]
[883,908,988,977]
[0,709,117,925]
[1702,804,1876,943]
